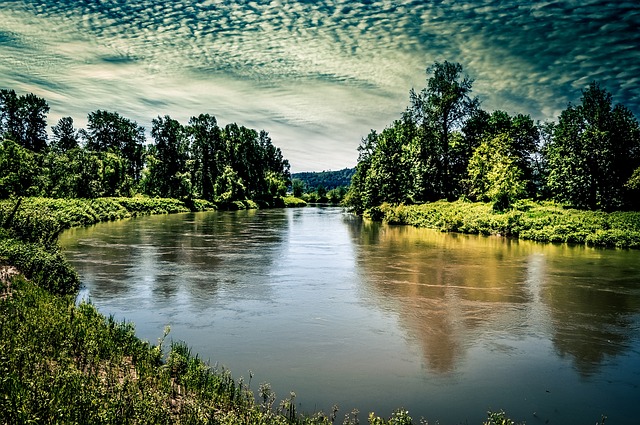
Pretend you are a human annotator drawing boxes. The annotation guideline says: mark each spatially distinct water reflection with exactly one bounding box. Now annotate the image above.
[346,219,640,376]
[539,247,640,376]
[59,209,290,308]
[59,208,640,423]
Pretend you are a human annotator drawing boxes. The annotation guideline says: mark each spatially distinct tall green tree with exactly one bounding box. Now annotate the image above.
[344,130,378,214]
[147,115,191,199]
[365,117,413,205]
[546,82,640,210]
[50,117,79,153]
[189,114,223,201]
[409,61,479,200]
[464,110,540,199]
[20,93,49,152]
[0,90,49,152]
[0,89,21,142]
[0,138,43,198]
[291,178,305,198]
[466,133,528,210]
[82,110,145,183]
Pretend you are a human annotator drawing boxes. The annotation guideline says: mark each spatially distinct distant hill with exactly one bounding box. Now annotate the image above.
[292,168,355,191]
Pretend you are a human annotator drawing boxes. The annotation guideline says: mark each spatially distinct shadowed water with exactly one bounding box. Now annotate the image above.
[58,207,640,424]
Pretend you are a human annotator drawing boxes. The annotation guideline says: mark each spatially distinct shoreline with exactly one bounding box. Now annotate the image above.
[1,197,520,424]
[366,200,640,249]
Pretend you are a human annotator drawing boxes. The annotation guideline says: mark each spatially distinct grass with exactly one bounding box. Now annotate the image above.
[370,199,640,249]
[282,196,308,208]
[0,196,520,424]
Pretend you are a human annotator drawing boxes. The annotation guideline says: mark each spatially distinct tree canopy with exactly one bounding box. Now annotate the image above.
[346,62,640,213]
[0,90,291,205]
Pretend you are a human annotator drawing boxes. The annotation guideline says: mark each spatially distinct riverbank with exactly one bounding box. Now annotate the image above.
[367,200,640,249]
[1,196,513,424]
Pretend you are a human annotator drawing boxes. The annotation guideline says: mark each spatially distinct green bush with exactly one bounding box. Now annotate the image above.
[0,238,79,294]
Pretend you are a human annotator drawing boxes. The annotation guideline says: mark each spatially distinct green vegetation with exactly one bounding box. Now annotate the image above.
[291,169,354,205]
[373,200,640,248]
[345,61,640,215]
[0,89,292,205]
[0,277,313,424]
[292,168,354,191]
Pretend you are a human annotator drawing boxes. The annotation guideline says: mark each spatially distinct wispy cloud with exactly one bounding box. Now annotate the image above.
[1,0,638,171]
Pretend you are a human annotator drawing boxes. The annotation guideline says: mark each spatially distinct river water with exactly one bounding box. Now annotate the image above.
[58,207,640,424]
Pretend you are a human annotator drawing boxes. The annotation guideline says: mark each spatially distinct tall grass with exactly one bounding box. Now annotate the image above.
[371,200,640,249]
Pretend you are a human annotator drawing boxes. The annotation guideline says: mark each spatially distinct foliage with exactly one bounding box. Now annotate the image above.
[466,133,528,210]
[345,62,640,216]
[292,178,305,197]
[0,89,292,206]
[0,139,44,198]
[0,89,49,152]
[370,199,640,249]
[50,116,80,152]
[146,115,191,200]
[545,82,640,210]
[408,60,480,200]
[0,278,244,424]
[282,196,307,208]
[291,168,355,192]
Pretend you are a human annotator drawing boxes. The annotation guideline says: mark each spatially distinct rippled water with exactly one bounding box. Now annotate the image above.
[58,207,640,424]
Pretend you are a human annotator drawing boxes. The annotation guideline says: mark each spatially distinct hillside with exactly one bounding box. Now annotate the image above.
[292,168,355,191]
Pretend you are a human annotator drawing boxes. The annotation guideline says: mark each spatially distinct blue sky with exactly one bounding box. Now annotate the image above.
[1,0,639,172]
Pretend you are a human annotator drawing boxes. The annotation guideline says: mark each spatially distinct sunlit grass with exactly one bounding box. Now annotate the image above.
[371,200,640,249]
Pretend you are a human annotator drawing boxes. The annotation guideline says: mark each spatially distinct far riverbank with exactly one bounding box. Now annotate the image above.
[366,200,640,249]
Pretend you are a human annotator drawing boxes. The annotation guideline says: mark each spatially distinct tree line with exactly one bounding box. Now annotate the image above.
[345,61,640,213]
[0,89,291,205]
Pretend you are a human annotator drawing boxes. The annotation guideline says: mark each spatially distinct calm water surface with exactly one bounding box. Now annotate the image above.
[58,207,640,424]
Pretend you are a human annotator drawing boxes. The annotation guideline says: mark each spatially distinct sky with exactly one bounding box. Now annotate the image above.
[1,1,639,172]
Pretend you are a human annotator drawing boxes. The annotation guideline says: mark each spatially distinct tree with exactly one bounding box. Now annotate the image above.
[51,117,79,153]
[20,93,49,152]
[365,118,412,205]
[0,90,49,152]
[215,165,245,204]
[344,130,378,213]
[291,178,305,197]
[189,114,223,201]
[0,138,43,198]
[82,110,145,182]
[147,115,191,199]
[546,82,640,210]
[467,133,527,210]
[0,89,21,142]
[463,110,540,199]
[409,61,479,199]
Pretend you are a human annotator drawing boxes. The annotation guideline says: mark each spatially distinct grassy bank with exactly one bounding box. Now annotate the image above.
[0,197,204,295]
[368,200,640,249]
[1,196,514,424]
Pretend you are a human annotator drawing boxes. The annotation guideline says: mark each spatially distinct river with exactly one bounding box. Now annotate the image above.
[58,206,640,424]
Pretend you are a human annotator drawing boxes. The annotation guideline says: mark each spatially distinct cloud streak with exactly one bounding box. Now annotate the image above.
[1,0,639,171]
